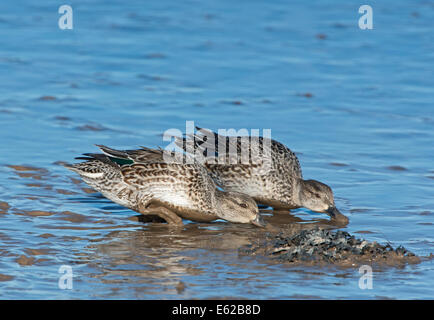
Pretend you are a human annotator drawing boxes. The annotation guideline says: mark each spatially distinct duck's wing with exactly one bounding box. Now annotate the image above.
[64,153,121,176]
[96,145,195,166]
[96,145,164,164]
[174,127,302,178]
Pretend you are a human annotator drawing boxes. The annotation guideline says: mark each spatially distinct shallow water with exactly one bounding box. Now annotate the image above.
[0,0,433,299]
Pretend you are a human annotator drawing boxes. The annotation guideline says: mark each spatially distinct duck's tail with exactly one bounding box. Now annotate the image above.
[63,153,121,184]
[63,155,136,208]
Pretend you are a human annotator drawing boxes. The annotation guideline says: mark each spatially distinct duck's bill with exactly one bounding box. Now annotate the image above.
[326,206,342,218]
[326,207,349,225]
[251,215,266,227]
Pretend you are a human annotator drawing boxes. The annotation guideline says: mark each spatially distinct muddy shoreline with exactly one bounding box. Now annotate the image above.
[240,226,427,268]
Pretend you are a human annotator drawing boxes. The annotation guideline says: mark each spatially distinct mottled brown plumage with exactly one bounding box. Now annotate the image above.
[64,145,264,227]
[175,127,347,221]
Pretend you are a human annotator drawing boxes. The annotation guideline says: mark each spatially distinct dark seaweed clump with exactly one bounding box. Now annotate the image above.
[240,228,420,266]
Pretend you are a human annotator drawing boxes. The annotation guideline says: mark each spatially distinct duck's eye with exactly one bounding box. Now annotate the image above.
[239,203,248,208]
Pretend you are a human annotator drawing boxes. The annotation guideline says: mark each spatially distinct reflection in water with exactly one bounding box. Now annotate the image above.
[78,222,262,298]
[73,210,349,298]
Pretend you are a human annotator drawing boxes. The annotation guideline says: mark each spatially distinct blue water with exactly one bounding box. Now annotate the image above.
[0,0,433,299]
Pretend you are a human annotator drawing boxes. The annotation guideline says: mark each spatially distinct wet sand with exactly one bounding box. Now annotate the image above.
[240,227,423,268]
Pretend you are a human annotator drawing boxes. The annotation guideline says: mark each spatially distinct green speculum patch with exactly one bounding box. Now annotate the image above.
[109,157,134,166]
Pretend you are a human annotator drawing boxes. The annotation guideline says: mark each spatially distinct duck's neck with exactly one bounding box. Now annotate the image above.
[294,178,305,207]
[214,189,228,218]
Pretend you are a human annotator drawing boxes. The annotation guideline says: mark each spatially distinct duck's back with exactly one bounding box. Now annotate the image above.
[121,161,218,220]
[177,130,303,208]
[67,146,219,221]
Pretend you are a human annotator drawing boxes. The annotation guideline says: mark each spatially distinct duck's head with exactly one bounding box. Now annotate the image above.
[216,191,265,227]
[299,179,343,219]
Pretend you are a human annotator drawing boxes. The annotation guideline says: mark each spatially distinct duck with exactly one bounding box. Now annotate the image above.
[174,127,348,223]
[64,145,265,227]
